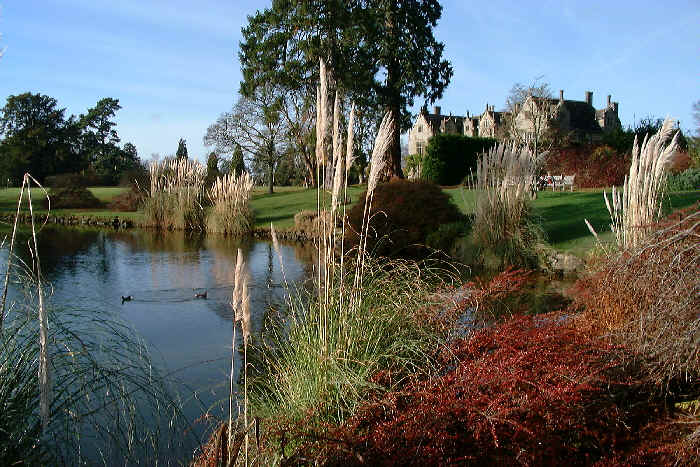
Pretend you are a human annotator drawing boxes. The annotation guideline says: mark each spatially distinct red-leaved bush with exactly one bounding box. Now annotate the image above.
[545,145,630,188]
[277,314,634,465]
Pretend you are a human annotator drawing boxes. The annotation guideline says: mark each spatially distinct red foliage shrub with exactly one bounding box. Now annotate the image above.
[282,315,633,465]
[345,179,464,257]
[545,145,630,188]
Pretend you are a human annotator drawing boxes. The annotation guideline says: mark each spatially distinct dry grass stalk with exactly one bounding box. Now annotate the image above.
[600,117,679,248]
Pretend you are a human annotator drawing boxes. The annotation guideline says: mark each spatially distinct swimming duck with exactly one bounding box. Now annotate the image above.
[121,295,133,304]
[194,290,207,299]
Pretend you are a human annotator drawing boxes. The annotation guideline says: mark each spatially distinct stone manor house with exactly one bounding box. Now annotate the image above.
[408,90,621,156]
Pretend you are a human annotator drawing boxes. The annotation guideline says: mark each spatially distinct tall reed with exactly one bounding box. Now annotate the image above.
[207,172,255,235]
[594,117,679,248]
[144,158,207,230]
[472,143,546,266]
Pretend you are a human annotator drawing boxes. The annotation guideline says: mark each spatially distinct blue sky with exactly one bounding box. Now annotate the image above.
[1,0,698,162]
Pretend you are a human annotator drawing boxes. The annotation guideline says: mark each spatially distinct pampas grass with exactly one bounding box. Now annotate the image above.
[472,143,546,267]
[207,172,255,236]
[593,117,679,248]
[144,158,207,231]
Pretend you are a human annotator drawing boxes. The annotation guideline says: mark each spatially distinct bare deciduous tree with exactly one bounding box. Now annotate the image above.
[204,85,288,194]
[505,79,559,156]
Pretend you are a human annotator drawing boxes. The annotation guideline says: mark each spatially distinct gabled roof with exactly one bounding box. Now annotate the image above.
[419,111,466,133]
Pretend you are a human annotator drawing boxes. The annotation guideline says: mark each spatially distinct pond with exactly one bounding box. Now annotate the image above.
[0,225,316,460]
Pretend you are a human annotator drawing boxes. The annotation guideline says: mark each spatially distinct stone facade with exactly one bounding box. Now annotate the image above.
[407,90,621,155]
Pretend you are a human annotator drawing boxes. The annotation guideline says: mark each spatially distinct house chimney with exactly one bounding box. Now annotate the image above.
[559,90,564,102]
[585,91,593,106]
[607,94,611,107]
[434,106,441,115]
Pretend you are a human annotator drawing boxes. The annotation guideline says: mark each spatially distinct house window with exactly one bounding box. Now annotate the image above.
[417,142,425,156]
[417,125,423,133]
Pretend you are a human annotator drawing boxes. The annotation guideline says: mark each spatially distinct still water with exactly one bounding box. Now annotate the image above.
[0,225,316,457]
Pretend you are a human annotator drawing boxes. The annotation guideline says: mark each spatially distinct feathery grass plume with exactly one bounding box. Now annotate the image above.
[601,117,679,248]
[207,172,254,235]
[472,143,546,267]
[144,158,207,230]
[330,89,344,214]
[315,58,329,167]
[366,112,394,197]
[345,103,356,174]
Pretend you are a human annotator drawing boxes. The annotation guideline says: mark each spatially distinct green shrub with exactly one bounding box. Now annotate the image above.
[346,179,465,257]
[43,186,102,209]
[666,167,700,191]
[421,134,497,185]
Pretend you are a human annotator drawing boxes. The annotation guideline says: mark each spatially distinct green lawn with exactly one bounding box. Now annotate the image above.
[0,186,141,220]
[250,185,366,228]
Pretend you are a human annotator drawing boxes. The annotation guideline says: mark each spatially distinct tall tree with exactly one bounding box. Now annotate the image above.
[239,0,452,179]
[0,92,76,183]
[81,97,122,168]
[366,0,452,178]
[176,138,188,161]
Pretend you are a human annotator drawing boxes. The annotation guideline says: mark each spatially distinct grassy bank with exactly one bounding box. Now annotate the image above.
[1,185,697,256]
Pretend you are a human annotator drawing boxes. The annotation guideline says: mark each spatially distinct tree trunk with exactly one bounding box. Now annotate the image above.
[388,103,403,178]
[384,4,404,179]
[268,158,274,194]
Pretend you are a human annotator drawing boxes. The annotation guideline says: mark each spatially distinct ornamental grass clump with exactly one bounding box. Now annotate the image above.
[588,117,679,249]
[472,143,547,267]
[207,172,255,235]
[144,158,207,230]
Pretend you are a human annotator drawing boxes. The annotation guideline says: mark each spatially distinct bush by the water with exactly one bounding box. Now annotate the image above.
[108,185,146,211]
[346,179,465,257]
[421,134,497,185]
[43,186,102,209]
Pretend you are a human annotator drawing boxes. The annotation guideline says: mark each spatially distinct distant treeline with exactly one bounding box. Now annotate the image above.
[0,92,143,186]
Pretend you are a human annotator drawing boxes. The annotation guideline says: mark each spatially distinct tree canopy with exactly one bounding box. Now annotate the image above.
[238,0,452,179]
[0,92,137,185]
